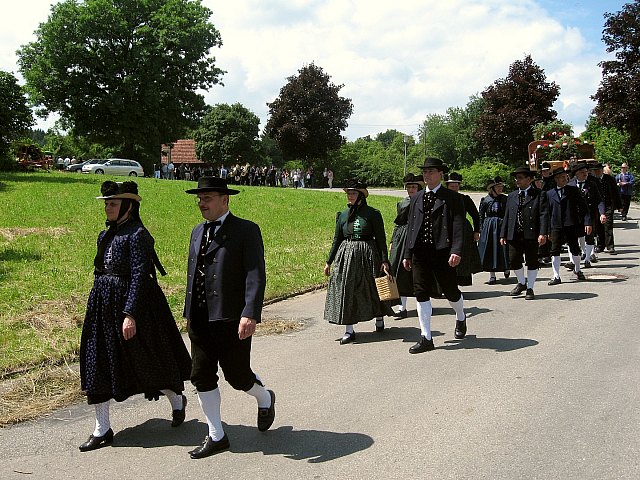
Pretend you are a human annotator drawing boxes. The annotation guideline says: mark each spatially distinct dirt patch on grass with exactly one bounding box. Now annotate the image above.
[0,226,70,241]
[0,364,83,427]
[255,316,305,336]
[19,295,85,331]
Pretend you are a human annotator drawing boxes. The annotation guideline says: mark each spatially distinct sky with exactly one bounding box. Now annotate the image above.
[0,0,630,141]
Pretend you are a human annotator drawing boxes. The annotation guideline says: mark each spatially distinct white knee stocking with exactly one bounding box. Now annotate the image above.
[247,382,271,408]
[93,401,111,437]
[514,267,526,285]
[160,389,183,410]
[399,296,407,311]
[527,268,538,288]
[551,256,561,279]
[572,255,582,272]
[416,300,432,340]
[197,389,225,441]
[448,295,465,321]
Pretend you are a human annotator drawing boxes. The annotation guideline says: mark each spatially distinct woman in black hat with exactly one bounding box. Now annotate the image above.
[444,172,483,286]
[78,181,192,452]
[323,179,394,344]
[389,173,424,317]
[478,176,510,284]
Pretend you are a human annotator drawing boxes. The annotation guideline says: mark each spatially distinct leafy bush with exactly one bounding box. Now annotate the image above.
[456,158,513,191]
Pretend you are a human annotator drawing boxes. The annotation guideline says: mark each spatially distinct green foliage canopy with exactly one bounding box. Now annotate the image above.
[17,0,224,172]
[0,71,33,166]
[592,1,640,146]
[476,55,560,165]
[194,103,260,165]
[265,63,353,164]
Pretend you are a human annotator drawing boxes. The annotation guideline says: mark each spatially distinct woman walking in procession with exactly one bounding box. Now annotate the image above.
[478,176,511,285]
[324,179,394,344]
[389,173,424,318]
[78,181,192,452]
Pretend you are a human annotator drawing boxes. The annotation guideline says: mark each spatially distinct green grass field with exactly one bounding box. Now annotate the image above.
[0,172,400,376]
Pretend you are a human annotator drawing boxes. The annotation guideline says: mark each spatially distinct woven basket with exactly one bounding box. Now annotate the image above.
[375,275,400,301]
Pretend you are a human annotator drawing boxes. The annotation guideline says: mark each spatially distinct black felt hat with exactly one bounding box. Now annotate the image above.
[510,166,536,177]
[185,176,240,195]
[571,162,589,175]
[343,179,369,198]
[551,167,568,177]
[445,172,463,183]
[96,181,142,202]
[403,173,424,187]
[420,157,449,173]
[485,176,504,189]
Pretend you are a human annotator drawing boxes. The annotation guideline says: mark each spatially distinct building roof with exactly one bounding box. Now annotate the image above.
[160,139,204,165]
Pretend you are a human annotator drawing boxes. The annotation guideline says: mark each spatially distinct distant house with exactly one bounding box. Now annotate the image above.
[160,139,205,166]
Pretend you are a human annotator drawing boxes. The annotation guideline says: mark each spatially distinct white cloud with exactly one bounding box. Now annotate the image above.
[0,0,615,138]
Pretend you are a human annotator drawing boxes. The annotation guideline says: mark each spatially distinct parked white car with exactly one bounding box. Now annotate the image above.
[82,158,144,176]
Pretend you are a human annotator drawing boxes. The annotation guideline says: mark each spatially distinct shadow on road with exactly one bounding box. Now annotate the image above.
[441,334,538,352]
[113,419,374,463]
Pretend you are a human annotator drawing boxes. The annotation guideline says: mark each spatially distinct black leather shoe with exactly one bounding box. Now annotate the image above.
[590,254,598,263]
[583,261,592,269]
[454,318,467,339]
[564,262,575,271]
[504,270,511,278]
[594,246,602,253]
[79,428,114,452]
[394,310,408,319]
[257,390,276,432]
[171,395,187,427]
[339,331,356,344]
[488,277,496,285]
[375,320,385,332]
[608,248,617,255]
[409,336,434,354]
[525,288,535,300]
[548,277,562,286]
[575,271,586,280]
[510,283,527,296]
[189,434,230,459]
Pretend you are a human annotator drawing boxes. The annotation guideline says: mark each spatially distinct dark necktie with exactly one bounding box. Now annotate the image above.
[194,220,221,309]
[517,190,525,231]
[557,187,564,198]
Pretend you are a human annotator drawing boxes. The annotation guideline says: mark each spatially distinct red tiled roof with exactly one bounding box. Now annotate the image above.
[160,139,204,164]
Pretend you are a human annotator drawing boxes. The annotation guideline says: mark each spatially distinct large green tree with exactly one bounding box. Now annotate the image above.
[265,63,353,165]
[592,1,640,146]
[194,103,260,165]
[0,70,33,166]
[17,0,224,172]
[476,55,560,164]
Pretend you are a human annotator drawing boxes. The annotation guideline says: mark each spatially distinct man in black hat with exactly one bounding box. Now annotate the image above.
[184,177,275,458]
[545,167,590,285]
[500,166,549,299]
[589,162,621,254]
[402,157,467,354]
[567,162,605,269]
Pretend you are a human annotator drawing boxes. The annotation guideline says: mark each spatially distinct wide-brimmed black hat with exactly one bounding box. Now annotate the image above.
[589,162,604,170]
[96,181,141,202]
[541,162,551,171]
[485,176,504,189]
[571,162,589,175]
[445,172,463,183]
[185,176,240,195]
[551,167,568,177]
[510,166,536,177]
[403,173,424,187]
[420,157,449,173]
[343,179,369,198]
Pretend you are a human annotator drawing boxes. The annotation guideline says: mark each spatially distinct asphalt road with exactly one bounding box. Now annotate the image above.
[1,191,639,479]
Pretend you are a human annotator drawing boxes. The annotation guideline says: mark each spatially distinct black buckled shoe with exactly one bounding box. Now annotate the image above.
[171,395,187,427]
[510,283,527,296]
[394,309,408,319]
[339,331,355,344]
[590,254,598,263]
[454,318,467,339]
[548,277,562,286]
[564,262,575,271]
[189,434,230,459]
[525,288,535,300]
[488,277,496,285]
[79,428,114,452]
[575,271,586,281]
[583,261,592,269]
[257,390,276,432]
[409,336,435,354]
